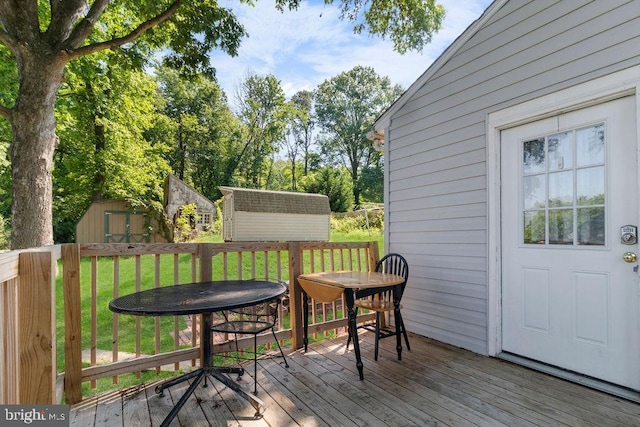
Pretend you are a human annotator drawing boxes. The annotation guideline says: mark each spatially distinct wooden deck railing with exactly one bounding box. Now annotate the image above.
[0,241,379,406]
[0,246,61,405]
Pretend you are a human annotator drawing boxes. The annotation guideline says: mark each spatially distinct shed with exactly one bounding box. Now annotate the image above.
[164,174,216,231]
[219,187,330,242]
[375,0,640,399]
[75,199,167,243]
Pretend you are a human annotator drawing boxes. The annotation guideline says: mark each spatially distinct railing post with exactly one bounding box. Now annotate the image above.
[288,242,304,350]
[198,244,213,363]
[18,251,56,404]
[198,243,213,282]
[368,241,380,270]
[62,244,83,404]
[1,275,20,404]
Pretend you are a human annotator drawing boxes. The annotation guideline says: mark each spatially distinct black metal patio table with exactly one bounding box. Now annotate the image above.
[109,279,287,427]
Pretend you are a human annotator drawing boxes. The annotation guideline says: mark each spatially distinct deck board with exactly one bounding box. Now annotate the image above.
[69,333,640,426]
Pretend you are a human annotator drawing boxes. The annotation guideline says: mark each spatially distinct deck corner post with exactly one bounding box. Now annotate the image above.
[18,250,57,404]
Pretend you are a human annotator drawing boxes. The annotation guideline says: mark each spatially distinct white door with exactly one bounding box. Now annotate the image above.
[501,96,640,390]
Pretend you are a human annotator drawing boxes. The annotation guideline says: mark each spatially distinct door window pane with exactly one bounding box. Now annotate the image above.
[523,138,545,174]
[521,123,605,246]
[577,207,605,245]
[524,211,546,244]
[549,171,573,207]
[577,166,604,206]
[524,175,546,209]
[549,209,573,245]
[576,124,604,166]
[548,132,573,171]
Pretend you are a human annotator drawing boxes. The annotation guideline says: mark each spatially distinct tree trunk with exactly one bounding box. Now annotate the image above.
[10,54,64,249]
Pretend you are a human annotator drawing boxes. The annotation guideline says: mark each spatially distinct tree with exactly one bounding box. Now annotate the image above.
[0,0,443,249]
[54,58,172,242]
[314,66,404,208]
[154,66,242,202]
[300,166,353,213]
[285,90,315,190]
[233,72,288,188]
[359,164,384,203]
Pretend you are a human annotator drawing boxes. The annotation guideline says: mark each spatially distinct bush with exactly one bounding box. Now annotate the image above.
[331,209,383,234]
[300,167,353,212]
[173,203,199,242]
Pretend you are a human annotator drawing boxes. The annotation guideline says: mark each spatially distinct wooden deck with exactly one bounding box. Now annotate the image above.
[70,333,640,426]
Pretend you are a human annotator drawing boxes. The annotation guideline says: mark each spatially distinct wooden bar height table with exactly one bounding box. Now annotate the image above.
[296,270,405,380]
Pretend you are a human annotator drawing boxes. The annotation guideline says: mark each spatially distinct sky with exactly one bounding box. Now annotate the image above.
[210,0,494,104]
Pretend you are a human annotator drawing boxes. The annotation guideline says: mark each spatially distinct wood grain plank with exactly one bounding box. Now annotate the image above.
[357,338,540,427]
[282,348,381,427]
[67,334,640,427]
[314,338,503,427]
[402,336,610,426]
[121,383,149,427]
[258,358,330,427]
[169,377,210,427]
[94,389,123,427]
[18,251,56,404]
[146,379,180,427]
[69,394,98,426]
[257,352,358,427]
[191,374,241,427]
[289,346,422,427]
[228,361,300,427]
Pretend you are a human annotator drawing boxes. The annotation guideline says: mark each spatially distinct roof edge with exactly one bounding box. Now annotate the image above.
[374,0,507,131]
[218,186,328,199]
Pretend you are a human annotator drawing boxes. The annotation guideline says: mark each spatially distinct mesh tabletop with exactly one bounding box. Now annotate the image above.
[109,280,287,316]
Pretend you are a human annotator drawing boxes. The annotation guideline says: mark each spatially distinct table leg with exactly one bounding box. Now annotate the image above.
[155,369,202,395]
[160,370,206,427]
[303,291,309,352]
[210,367,265,416]
[157,312,264,425]
[344,289,364,380]
[393,284,403,361]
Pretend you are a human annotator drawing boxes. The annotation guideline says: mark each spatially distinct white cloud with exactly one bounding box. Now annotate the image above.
[211,0,492,99]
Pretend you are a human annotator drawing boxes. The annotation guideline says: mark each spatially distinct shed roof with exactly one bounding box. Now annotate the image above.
[219,187,331,215]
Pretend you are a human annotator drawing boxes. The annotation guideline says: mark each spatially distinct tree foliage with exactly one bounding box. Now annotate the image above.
[300,166,353,213]
[285,90,315,190]
[52,54,172,242]
[154,66,240,201]
[315,65,403,208]
[0,0,444,248]
[233,72,288,188]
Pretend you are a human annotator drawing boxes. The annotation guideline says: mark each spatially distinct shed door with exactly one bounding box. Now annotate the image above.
[104,211,150,243]
[501,96,640,390]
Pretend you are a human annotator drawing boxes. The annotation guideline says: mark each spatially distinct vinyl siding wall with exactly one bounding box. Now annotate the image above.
[386,0,640,354]
[231,212,330,242]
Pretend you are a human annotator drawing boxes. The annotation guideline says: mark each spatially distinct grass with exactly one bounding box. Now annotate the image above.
[57,227,383,397]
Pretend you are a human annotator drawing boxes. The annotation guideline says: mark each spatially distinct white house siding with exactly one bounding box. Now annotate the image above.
[232,212,330,242]
[384,0,640,354]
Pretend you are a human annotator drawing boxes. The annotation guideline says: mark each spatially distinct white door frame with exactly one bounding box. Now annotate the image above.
[486,66,640,356]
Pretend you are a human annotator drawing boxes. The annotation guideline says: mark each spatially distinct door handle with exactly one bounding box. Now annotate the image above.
[622,252,637,263]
